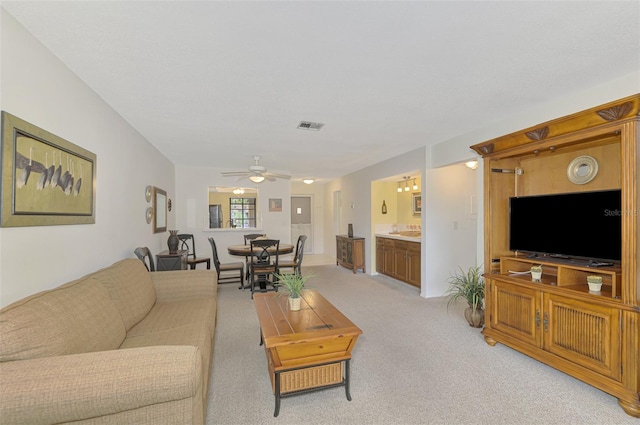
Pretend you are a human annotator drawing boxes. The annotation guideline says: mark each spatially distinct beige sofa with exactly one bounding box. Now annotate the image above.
[0,258,218,425]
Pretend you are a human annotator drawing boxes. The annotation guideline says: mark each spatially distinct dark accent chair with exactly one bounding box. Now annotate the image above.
[208,237,244,288]
[278,235,307,276]
[243,233,266,280]
[178,234,211,270]
[134,247,155,271]
[243,233,266,245]
[249,239,280,299]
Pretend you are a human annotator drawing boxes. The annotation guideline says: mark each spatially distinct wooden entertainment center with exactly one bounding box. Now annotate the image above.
[471,94,640,417]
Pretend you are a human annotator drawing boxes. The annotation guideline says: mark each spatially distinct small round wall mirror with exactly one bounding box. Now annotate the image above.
[567,155,598,185]
[145,207,154,224]
[145,185,153,202]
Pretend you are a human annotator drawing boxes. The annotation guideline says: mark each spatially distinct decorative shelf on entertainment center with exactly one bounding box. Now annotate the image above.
[500,256,622,300]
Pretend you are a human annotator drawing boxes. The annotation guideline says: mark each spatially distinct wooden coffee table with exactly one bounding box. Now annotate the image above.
[253,290,362,417]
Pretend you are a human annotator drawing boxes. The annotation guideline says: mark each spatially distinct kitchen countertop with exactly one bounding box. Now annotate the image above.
[375,233,421,242]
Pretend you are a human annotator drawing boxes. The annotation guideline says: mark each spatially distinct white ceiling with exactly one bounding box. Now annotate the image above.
[3,1,639,182]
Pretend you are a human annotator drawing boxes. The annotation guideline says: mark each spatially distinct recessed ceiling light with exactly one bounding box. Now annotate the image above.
[297,121,325,131]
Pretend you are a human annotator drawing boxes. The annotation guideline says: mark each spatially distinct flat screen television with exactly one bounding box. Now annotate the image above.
[509,189,622,263]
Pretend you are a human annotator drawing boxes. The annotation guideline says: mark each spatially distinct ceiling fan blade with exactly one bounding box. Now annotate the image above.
[265,172,291,180]
[221,171,250,177]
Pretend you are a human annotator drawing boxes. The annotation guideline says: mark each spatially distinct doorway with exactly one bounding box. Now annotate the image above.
[291,195,313,254]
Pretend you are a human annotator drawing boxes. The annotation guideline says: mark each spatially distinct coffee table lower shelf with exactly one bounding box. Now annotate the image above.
[264,348,352,417]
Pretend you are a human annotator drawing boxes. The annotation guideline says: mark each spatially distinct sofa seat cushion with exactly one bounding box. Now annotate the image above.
[126,298,216,339]
[90,259,157,331]
[120,322,213,401]
[0,277,126,362]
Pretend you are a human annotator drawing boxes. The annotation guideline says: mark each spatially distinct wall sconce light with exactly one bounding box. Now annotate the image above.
[303,178,315,184]
[249,175,265,183]
[465,160,479,170]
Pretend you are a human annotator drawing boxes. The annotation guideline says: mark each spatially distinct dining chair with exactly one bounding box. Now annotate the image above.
[278,235,307,276]
[208,237,244,288]
[178,234,211,270]
[134,247,155,272]
[243,233,266,281]
[243,233,266,245]
[249,238,280,299]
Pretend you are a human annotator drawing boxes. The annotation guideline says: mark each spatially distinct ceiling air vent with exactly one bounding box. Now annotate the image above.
[297,121,325,131]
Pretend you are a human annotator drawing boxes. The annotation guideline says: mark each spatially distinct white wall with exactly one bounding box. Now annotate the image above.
[291,180,325,255]
[324,147,427,279]
[174,165,291,265]
[0,11,175,307]
[422,163,478,297]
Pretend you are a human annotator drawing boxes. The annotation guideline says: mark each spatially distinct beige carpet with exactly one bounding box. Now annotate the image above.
[205,265,638,425]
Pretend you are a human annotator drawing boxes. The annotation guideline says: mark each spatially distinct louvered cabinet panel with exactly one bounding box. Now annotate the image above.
[544,293,621,380]
[490,280,542,347]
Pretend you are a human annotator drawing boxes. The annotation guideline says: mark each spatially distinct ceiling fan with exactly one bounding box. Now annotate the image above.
[221,155,291,183]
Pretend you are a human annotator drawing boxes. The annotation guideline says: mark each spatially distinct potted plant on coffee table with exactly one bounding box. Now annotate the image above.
[445,265,485,328]
[274,272,314,311]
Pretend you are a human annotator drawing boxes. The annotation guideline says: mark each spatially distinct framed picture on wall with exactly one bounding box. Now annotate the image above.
[0,111,97,227]
[269,198,282,212]
[412,192,422,215]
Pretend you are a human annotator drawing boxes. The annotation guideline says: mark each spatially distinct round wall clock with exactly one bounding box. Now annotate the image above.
[567,155,598,185]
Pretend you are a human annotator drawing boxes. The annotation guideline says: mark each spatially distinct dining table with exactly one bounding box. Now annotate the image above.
[227,243,294,257]
[227,243,295,290]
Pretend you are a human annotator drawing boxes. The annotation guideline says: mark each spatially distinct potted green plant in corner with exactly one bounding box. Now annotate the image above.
[273,272,314,311]
[445,265,485,328]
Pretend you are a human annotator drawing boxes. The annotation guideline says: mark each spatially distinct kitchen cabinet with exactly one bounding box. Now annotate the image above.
[336,235,365,273]
[376,237,420,288]
[472,94,639,417]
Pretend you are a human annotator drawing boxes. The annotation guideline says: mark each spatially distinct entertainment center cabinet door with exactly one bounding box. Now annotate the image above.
[487,279,542,348]
[543,293,621,380]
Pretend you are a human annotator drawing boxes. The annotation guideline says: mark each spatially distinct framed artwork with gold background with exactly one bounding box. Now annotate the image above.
[1,111,96,227]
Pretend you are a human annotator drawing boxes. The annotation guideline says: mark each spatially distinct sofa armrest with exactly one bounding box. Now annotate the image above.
[150,270,217,303]
[0,346,202,425]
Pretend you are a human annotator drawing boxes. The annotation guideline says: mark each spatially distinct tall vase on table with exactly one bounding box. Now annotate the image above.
[168,230,180,254]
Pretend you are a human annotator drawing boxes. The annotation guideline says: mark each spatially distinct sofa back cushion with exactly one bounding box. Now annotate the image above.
[0,277,127,362]
[90,258,157,331]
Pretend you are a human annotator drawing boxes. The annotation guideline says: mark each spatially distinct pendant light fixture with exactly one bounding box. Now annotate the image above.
[397,176,419,192]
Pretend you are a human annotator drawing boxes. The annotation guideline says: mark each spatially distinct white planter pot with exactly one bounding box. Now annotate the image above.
[531,271,542,280]
[588,282,602,292]
[288,296,301,311]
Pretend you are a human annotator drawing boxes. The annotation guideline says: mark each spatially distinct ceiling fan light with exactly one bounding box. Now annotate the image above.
[249,175,265,183]
[303,179,315,184]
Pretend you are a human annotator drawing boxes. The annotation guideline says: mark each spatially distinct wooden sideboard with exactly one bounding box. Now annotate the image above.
[336,235,365,273]
[471,94,640,417]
